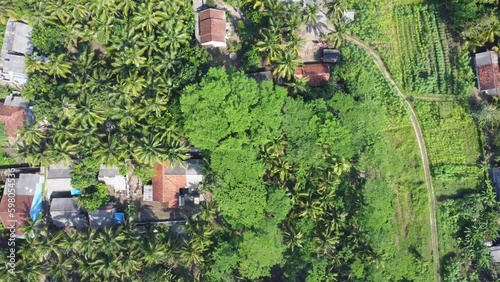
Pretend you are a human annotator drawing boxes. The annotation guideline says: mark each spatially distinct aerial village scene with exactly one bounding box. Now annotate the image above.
[0,0,499,281]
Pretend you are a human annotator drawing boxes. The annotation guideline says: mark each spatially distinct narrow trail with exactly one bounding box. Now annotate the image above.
[345,35,441,282]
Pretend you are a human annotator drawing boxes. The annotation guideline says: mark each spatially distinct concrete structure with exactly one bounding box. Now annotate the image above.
[474,51,500,95]
[491,245,500,263]
[98,165,127,193]
[49,197,87,229]
[0,20,33,86]
[45,165,74,199]
[198,9,227,48]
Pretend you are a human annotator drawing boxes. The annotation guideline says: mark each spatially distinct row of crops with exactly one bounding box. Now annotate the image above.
[414,101,482,196]
[395,4,460,95]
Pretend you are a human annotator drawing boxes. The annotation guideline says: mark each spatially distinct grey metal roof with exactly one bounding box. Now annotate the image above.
[4,94,29,108]
[10,22,33,55]
[98,165,120,178]
[323,49,341,63]
[47,165,72,179]
[247,71,273,82]
[13,173,41,196]
[475,51,499,67]
[186,159,203,175]
[89,208,115,229]
[165,159,204,175]
[50,197,79,212]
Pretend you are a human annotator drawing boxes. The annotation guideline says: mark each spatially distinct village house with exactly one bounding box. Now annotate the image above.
[474,51,500,95]
[0,19,33,86]
[44,165,76,200]
[296,63,331,86]
[98,165,127,197]
[0,172,44,236]
[146,159,204,209]
[0,94,32,143]
[198,8,228,48]
[49,197,87,229]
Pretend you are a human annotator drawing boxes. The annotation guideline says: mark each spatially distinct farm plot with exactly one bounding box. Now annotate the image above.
[414,101,482,198]
[395,4,460,95]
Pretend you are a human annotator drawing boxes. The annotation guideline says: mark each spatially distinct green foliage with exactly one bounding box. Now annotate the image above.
[181,68,286,151]
[0,85,13,99]
[242,47,262,72]
[134,163,155,184]
[31,26,64,54]
[237,226,286,279]
[78,182,110,211]
[439,187,500,280]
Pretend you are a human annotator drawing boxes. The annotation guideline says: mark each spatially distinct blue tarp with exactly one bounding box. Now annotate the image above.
[114,212,125,225]
[29,177,44,222]
[71,189,81,196]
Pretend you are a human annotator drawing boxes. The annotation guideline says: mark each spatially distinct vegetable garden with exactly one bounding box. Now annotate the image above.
[414,101,482,197]
[395,4,463,95]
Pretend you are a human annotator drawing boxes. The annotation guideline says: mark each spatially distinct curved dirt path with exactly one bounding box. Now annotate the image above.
[346,35,440,282]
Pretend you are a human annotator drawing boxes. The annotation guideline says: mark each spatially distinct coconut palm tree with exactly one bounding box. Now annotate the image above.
[47,54,73,78]
[256,29,283,65]
[132,133,166,165]
[273,49,302,81]
[303,4,319,26]
[134,2,167,34]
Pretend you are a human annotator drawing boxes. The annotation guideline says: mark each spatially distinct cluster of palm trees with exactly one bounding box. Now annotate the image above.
[17,0,198,167]
[250,0,348,82]
[256,132,377,279]
[0,221,183,281]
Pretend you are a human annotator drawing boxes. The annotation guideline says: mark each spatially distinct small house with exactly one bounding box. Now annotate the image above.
[0,173,44,236]
[247,71,273,82]
[0,20,33,85]
[323,49,341,64]
[295,64,331,86]
[98,165,127,194]
[474,51,500,95]
[88,205,116,229]
[150,159,204,208]
[343,10,355,23]
[49,197,87,229]
[198,9,227,48]
[45,165,76,199]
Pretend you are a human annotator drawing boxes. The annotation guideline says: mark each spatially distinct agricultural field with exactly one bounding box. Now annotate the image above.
[347,0,474,96]
[413,101,483,198]
[395,5,457,95]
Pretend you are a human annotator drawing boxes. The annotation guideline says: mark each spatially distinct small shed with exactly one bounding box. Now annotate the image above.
[247,71,273,82]
[323,49,341,64]
[49,197,87,229]
[343,10,355,23]
[89,206,115,229]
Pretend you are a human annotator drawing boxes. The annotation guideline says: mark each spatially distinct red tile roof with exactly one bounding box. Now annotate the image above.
[296,64,331,86]
[152,163,186,208]
[0,104,25,138]
[199,9,226,45]
[0,194,33,235]
[478,64,500,92]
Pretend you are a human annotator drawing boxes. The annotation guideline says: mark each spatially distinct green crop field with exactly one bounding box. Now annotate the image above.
[414,101,482,198]
[395,5,458,95]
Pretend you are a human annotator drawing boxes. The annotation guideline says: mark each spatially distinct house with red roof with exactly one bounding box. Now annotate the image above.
[198,8,227,48]
[0,103,25,140]
[296,63,331,86]
[474,51,500,95]
[149,160,204,209]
